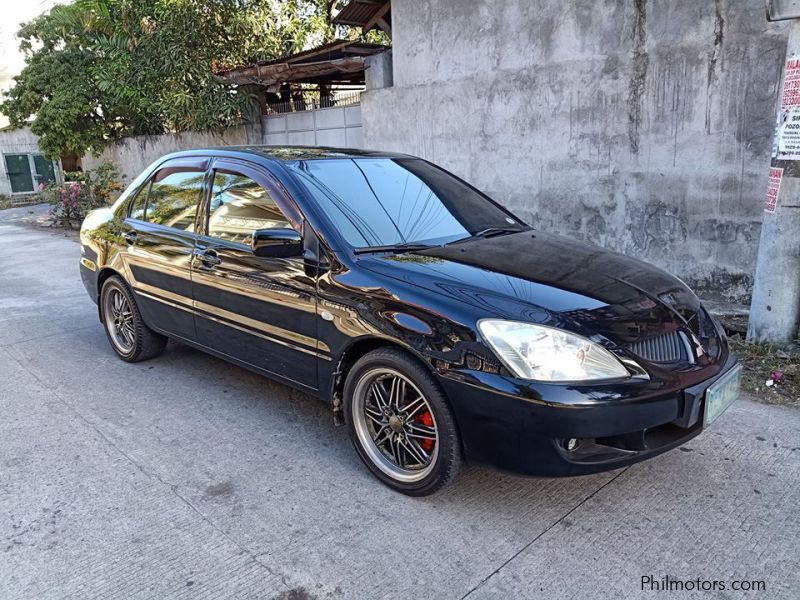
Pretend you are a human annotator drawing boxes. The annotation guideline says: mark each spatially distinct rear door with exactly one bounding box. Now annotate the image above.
[121,157,209,340]
[191,158,319,390]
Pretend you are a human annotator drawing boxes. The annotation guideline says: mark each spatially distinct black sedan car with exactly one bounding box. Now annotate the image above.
[79,146,741,495]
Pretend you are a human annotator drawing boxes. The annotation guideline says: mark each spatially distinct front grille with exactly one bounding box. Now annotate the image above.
[627,331,689,363]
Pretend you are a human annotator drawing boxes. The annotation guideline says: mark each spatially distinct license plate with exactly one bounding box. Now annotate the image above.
[704,364,742,426]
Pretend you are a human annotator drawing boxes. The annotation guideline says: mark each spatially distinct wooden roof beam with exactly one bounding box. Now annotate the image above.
[361,1,391,35]
[215,57,367,91]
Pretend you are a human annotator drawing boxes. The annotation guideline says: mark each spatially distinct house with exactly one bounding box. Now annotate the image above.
[0,126,62,198]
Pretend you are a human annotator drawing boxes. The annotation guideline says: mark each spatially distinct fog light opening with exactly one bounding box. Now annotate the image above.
[564,438,580,452]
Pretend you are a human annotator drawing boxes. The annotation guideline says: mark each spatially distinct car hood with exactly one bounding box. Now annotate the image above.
[355,230,709,348]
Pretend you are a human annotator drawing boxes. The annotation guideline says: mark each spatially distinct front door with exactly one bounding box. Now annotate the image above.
[3,154,58,193]
[121,157,208,339]
[191,159,319,390]
[4,154,34,193]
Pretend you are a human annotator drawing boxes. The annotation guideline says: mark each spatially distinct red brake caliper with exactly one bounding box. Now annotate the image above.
[415,411,435,452]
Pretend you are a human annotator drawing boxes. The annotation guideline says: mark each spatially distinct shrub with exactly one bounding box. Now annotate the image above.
[44,162,123,226]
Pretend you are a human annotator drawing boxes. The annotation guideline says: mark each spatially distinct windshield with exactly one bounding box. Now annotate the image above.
[287,157,525,249]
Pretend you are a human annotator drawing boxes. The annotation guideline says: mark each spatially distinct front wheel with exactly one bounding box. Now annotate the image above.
[343,348,462,496]
[101,275,167,362]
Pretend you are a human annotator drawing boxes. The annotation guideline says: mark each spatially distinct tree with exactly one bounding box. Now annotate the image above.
[1,0,377,158]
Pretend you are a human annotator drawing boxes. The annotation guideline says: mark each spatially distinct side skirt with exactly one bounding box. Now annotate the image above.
[149,326,327,402]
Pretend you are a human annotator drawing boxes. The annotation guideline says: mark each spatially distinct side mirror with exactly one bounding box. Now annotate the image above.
[251,228,303,258]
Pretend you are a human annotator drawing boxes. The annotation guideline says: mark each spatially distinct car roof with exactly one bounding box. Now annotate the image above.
[160,145,413,164]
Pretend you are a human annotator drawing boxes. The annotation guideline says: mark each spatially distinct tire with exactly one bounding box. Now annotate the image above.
[100,275,167,363]
[343,347,462,496]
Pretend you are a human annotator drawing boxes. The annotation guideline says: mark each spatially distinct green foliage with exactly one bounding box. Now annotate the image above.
[1,0,378,158]
[70,162,124,206]
[44,161,123,224]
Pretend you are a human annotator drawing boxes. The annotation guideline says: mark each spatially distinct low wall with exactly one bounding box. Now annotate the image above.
[83,126,250,183]
[262,104,363,148]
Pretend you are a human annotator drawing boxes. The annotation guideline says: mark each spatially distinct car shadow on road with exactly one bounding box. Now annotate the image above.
[153,338,619,512]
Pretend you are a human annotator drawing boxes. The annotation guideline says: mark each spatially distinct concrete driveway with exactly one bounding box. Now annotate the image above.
[1,212,798,599]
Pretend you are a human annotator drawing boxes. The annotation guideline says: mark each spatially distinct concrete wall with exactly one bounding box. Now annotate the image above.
[0,127,47,196]
[83,126,249,183]
[362,0,789,304]
[83,106,364,186]
[262,104,363,148]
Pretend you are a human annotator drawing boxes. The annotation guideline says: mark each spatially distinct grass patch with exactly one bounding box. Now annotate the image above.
[728,337,800,407]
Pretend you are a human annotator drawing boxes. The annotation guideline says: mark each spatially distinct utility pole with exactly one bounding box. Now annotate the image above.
[747,2,800,344]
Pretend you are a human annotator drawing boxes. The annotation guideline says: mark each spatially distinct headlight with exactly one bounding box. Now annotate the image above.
[477,320,629,382]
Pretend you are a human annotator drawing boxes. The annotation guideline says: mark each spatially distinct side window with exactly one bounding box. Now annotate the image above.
[129,184,149,220]
[207,170,292,245]
[142,168,205,231]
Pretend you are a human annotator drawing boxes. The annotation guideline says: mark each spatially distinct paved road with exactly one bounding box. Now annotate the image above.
[1,215,798,599]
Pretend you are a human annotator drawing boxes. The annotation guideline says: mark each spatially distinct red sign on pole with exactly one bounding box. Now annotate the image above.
[782,59,800,108]
[765,167,783,213]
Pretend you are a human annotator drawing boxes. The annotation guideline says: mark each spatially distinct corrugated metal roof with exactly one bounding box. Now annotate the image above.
[217,40,388,74]
[332,0,386,26]
[215,40,390,88]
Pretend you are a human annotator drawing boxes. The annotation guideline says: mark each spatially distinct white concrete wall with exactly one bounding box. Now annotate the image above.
[262,104,363,148]
[363,0,790,304]
[0,127,46,196]
[83,126,249,183]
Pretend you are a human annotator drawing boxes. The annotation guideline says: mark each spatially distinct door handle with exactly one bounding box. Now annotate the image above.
[194,248,221,268]
[123,231,138,245]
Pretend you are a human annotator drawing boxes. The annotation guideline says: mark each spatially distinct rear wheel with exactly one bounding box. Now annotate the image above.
[344,348,462,496]
[101,276,166,362]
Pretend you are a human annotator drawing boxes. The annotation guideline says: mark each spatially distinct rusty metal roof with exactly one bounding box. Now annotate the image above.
[215,40,389,89]
[217,40,387,72]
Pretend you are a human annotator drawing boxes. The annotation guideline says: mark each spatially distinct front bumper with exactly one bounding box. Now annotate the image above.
[79,242,100,305]
[438,353,739,477]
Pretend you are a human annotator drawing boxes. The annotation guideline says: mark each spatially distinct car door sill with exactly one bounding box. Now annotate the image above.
[151,327,320,396]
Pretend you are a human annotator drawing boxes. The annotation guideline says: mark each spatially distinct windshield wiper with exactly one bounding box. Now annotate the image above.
[446,227,526,246]
[353,242,438,255]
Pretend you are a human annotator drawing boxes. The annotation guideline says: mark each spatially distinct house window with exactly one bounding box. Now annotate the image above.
[3,153,58,194]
